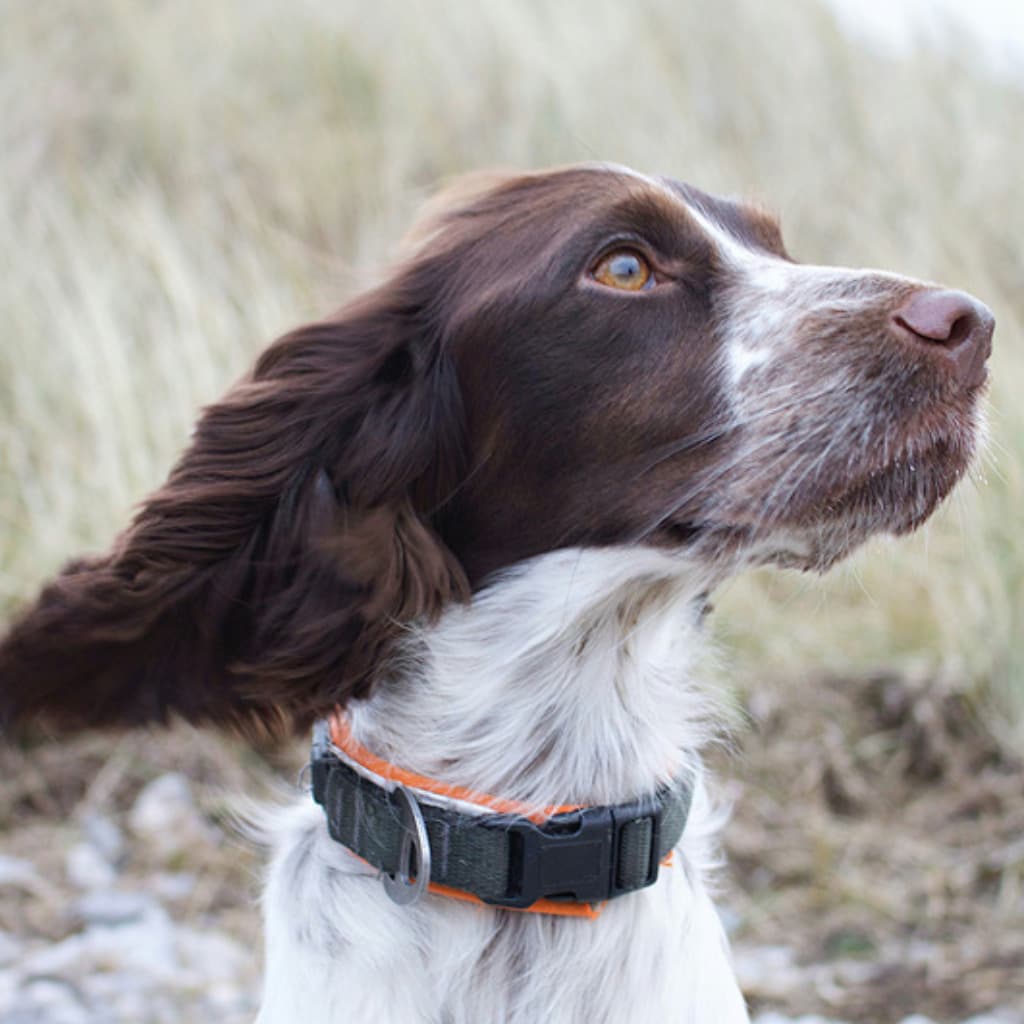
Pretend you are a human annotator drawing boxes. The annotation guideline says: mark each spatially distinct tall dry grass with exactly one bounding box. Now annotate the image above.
[1,0,1021,743]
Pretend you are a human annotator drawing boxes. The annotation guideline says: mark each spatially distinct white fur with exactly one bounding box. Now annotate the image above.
[256,547,749,1024]
[687,201,924,389]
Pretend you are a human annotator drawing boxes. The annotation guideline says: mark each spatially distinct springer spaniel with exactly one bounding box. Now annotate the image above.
[0,165,994,1023]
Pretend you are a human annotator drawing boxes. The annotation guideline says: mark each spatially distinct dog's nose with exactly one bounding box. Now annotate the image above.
[892,288,995,388]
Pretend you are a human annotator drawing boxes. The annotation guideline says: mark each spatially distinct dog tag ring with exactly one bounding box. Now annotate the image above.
[381,783,431,906]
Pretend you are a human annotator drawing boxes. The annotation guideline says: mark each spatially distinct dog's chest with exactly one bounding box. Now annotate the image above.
[424,868,748,1024]
[257,801,748,1024]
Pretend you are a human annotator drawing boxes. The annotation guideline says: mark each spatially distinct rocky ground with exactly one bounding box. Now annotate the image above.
[0,671,1020,1023]
[0,731,273,1023]
[724,670,1023,1024]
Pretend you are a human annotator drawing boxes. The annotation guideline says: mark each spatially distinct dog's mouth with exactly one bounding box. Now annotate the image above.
[642,352,990,577]
[817,436,970,530]
[656,406,983,574]
[756,424,979,570]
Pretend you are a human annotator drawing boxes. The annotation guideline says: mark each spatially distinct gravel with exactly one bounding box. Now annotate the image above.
[0,773,260,1024]
[1,762,1019,1023]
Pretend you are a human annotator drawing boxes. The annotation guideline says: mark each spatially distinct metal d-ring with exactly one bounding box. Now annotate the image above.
[381,783,431,906]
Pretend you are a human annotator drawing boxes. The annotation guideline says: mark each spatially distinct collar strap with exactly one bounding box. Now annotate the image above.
[310,711,694,919]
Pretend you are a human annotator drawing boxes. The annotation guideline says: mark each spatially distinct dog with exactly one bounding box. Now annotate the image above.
[0,165,994,1022]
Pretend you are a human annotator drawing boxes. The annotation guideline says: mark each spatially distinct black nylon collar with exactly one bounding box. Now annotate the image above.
[310,721,695,912]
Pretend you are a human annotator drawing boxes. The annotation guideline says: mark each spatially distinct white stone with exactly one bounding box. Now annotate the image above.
[1,976,93,1024]
[0,930,22,967]
[734,944,803,999]
[717,903,744,936]
[65,841,117,889]
[128,772,217,859]
[0,855,41,888]
[81,813,124,865]
[175,926,251,983]
[72,889,159,927]
[150,871,197,901]
[21,903,179,982]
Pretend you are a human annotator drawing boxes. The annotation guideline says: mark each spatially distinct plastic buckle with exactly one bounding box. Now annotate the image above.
[482,798,663,909]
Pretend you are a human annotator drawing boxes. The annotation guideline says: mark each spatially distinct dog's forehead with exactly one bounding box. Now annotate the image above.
[660,177,786,255]
[489,166,719,255]
[410,165,786,272]
[544,165,786,257]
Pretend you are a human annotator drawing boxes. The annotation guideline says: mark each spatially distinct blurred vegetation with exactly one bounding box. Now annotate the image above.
[1,0,1021,744]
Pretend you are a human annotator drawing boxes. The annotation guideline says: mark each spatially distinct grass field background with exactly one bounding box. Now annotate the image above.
[1,0,1021,743]
[1,4,1022,1019]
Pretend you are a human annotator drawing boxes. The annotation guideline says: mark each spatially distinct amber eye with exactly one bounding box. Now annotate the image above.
[591,249,653,291]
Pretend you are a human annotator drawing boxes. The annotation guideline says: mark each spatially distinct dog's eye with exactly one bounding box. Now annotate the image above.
[591,249,653,292]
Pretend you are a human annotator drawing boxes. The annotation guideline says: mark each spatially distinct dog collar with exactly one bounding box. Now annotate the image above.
[310,710,694,919]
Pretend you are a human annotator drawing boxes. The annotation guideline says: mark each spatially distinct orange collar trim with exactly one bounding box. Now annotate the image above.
[327,709,611,919]
[328,710,579,824]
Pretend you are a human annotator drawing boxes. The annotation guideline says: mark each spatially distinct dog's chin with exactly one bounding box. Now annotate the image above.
[766,438,976,572]
[685,431,979,575]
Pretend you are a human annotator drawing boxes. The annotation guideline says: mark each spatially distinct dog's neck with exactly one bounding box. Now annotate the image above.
[260,546,749,1024]
[348,547,720,809]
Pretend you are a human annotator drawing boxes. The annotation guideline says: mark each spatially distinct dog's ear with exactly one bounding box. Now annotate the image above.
[0,284,468,735]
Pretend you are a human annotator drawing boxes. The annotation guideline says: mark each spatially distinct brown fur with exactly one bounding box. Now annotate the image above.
[0,165,991,735]
[0,168,730,733]
[0,277,469,733]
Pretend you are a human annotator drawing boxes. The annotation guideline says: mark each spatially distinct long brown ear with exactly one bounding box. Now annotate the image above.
[0,287,468,735]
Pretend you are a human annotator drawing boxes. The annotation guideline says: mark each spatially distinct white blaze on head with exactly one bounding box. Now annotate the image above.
[680,196,919,389]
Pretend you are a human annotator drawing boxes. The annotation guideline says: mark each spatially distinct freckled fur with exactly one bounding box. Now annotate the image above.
[258,548,744,1024]
[0,164,992,1022]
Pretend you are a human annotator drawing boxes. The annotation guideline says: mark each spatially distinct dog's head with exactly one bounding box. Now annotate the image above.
[0,165,993,732]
